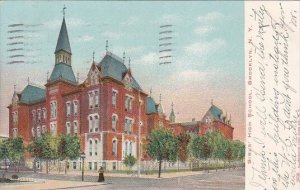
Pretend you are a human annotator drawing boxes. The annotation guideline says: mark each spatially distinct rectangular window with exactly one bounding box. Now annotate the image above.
[42,108,46,120]
[89,140,93,156]
[66,122,71,135]
[50,101,57,119]
[73,162,77,169]
[32,110,36,124]
[66,102,71,116]
[73,101,78,115]
[94,140,98,156]
[73,121,78,135]
[13,112,18,125]
[12,128,18,138]
[112,162,116,170]
[112,91,117,108]
[112,115,117,131]
[94,162,98,170]
[129,98,133,112]
[37,126,41,137]
[37,109,41,123]
[94,115,99,132]
[94,90,99,108]
[42,125,46,134]
[89,162,92,170]
[124,96,128,111]
[89,116,93,132]
[50,122,57,135]
[89,92,94,109]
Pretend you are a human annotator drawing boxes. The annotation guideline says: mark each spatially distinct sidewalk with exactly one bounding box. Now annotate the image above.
[0,179,104,190]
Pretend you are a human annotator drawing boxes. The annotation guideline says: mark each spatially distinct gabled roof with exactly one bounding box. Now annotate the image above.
[98,52,142,91]
[20,84,46,104]
[206,105,223,121]
[49,62,76,83]
[55,18,71,54]
[146,96,158,114]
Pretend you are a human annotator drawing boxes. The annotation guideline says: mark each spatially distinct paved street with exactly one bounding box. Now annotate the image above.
[1,168,244,190]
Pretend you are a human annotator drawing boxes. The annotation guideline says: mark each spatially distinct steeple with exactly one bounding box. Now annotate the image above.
[55,8,72,65]
[169,102,176,123]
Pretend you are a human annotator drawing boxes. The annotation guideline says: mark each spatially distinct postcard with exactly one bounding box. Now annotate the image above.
[0,1,299,190]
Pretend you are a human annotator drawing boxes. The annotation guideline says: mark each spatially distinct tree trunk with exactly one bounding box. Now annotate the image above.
[33,159,37,173]
[46,160,49,174]
[17,161,20,172]
[158,160,162,178]
[65,160,67,175]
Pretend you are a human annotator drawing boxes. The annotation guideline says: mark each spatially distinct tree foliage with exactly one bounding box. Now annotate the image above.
[146,127,178,177]
[177,132,190,162]
[123,154,137,169]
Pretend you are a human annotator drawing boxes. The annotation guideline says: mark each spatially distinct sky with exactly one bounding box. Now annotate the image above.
[0,1,245,141]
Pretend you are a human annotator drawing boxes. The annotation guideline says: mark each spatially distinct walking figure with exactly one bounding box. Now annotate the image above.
[98,166,105,182]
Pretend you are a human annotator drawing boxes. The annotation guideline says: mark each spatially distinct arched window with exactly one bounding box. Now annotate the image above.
[112,139,117,156]
[94,139,98,156]
[129,142,133,156]
[125,141,128,156]
[89,116,93,132]
[89,140,93,156]
[32,127,35,137]
[112,115,117,131]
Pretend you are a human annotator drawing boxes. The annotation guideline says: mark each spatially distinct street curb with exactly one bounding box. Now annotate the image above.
[43,183,108,190]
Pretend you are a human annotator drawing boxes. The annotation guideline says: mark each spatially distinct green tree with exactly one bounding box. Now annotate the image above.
[177,132,190,162]
[146,127,178,178]
[0,139,10,171]
[123,154,137,172]
[58,135,80,174]
[224,140,233,168]
[8,137,25,172]
[28,134,58,174]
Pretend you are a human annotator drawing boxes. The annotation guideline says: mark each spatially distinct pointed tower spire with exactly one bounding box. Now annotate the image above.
[123,51,126,63]
[169,102,176,123]
[128,57,131,69]
[54,9,72,66]
[106,40,108,53]
[14,84,16,93]
[27,77,30,85]
[149,87,152,97]
[92,51,95,63]
[159,94,162,104]
[211,99,213,106]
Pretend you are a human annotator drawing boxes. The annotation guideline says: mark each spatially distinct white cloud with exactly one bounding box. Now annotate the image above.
[136,52,158,65]
[74,35,94,43]
[157,14,182,25]
[176,70,207,81]
[121,16,139,26]
[194,25,215,35]
[197,11,223,23]
[185,39,225,57]
[44,18,90,29]
[101,31,122,40]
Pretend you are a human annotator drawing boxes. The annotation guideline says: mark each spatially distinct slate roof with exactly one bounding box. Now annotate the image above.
[98,52,142,90]
[146,97,158,114]
[49,63,76,83]
[207,105,223,121]
[20,84,46,104]
[55,18,71,54]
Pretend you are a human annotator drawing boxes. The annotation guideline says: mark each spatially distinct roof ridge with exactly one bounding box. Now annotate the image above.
[26,83,46,90]
[106,51,125,64]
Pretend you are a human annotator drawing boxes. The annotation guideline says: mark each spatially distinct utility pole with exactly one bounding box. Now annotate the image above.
[138,89,141,177]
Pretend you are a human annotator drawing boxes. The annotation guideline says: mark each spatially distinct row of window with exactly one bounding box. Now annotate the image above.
[89,114,99,132]
[88,139,99,156]
[66,121,79,135]
[32,108,47,124]
[66,100,79,117]
[32,125,47,138]
[88,90,99,109]
[12,112,18,125]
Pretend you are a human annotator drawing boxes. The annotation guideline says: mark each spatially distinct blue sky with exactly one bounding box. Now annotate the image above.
[0,1,244,140]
